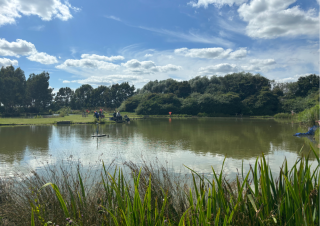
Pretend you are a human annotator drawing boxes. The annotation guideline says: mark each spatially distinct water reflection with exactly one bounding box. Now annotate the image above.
[0,126,52,164]
[0,118,318,178]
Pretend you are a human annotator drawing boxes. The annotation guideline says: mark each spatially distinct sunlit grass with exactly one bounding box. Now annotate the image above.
[0,113,144,125]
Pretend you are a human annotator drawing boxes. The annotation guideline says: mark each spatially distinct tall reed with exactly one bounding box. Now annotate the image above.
[297,105,320,125]
[0,147,319,225]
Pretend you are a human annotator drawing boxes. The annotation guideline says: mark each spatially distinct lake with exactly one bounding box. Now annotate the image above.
[0,118,318,179]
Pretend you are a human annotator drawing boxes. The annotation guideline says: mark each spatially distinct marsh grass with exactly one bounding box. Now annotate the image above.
[273,113,293,119]
[296,105,320,125]
[0,146,319,226]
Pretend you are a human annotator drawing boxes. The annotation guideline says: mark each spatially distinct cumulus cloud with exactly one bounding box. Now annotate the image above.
[0,38,58,64]
[229,48,247,59]
[238,0,319,38]
[188,0,247,8]
[56,59,119,70]
[122,59,182,74]
[0,0,79,26]
[174,47,247,59]
[0,57,18,67]
[81,54,124,61]
[27,52,58,64]
[199,63,238,75]
[241,59,277,71]
[0,38,36,57]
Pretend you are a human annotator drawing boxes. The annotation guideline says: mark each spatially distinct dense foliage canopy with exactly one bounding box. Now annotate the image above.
[120,72,319,116]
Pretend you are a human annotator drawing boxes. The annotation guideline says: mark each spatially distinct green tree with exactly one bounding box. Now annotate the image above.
[168,81,191,98]
[26,72,53,111]
[110,82,135,108]
[296,74,319,97]
[91,86,109,107]
[0,66,26,112]
[55,87,74,108]
[189,76,209,94]
[72,84,93,109]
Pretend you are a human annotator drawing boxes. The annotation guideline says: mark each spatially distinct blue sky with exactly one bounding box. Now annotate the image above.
[0,0,318,92]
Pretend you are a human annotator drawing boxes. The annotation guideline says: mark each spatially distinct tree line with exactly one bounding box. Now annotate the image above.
[120,73,319,116]
[0,65,318,116]
[0,66,135,115]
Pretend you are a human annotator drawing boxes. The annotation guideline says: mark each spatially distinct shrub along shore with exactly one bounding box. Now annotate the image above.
[0,146,319,226]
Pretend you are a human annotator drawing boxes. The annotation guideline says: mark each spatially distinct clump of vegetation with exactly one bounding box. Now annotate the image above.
[34,115,43,119]
[296,105,319,125]
[274,113,293,119]
[1,147,318,225]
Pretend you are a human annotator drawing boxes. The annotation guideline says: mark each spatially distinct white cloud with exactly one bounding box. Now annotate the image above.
[275,73,311,83]
[199,63,238,75]
[241,59,277,71]
[174,47,247,59]
[81,54,124,61]
[122,59,182,74]
[144,54,153,57]
[188,0,247,8]
[0,0,79,26]
[56,59,120,70]
[238,0,319,38]
[0,57,18,67]
[104,15,121,21]
[0,38,57,64]
[62,80,70,83]
[27,52,58,64]
[229,48,247,59]
[0,38,36,57]
[66,75,146,86]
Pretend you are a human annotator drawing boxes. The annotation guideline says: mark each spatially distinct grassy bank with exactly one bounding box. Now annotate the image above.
[0,113,144,126]
[0,146,319,226]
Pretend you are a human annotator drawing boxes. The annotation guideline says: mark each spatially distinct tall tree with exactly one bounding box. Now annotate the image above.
[110,82,135,108]
[0,66,26,112]
[72,84,93,109]
[55,87,74,107]
[26,72,53,111]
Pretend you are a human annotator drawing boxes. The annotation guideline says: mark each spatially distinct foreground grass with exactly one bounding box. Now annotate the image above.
[0,146,319,226]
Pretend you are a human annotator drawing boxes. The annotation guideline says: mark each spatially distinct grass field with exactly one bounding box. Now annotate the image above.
[0,113,143,125]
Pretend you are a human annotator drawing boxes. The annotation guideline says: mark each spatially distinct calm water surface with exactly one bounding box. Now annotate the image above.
[0,118,318,178]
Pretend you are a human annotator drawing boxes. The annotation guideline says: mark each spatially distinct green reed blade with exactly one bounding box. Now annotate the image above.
[101,206,120,226]
[248,194,257,212]
[207,188,212,221]
[310,144,320,164]
[31,208,35,226]
[178,207,191,226]
[77,170,87,207]
[214,208,220,226]
[228,203,237,223]
[39,182,70,218]
[63,176,77,219]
